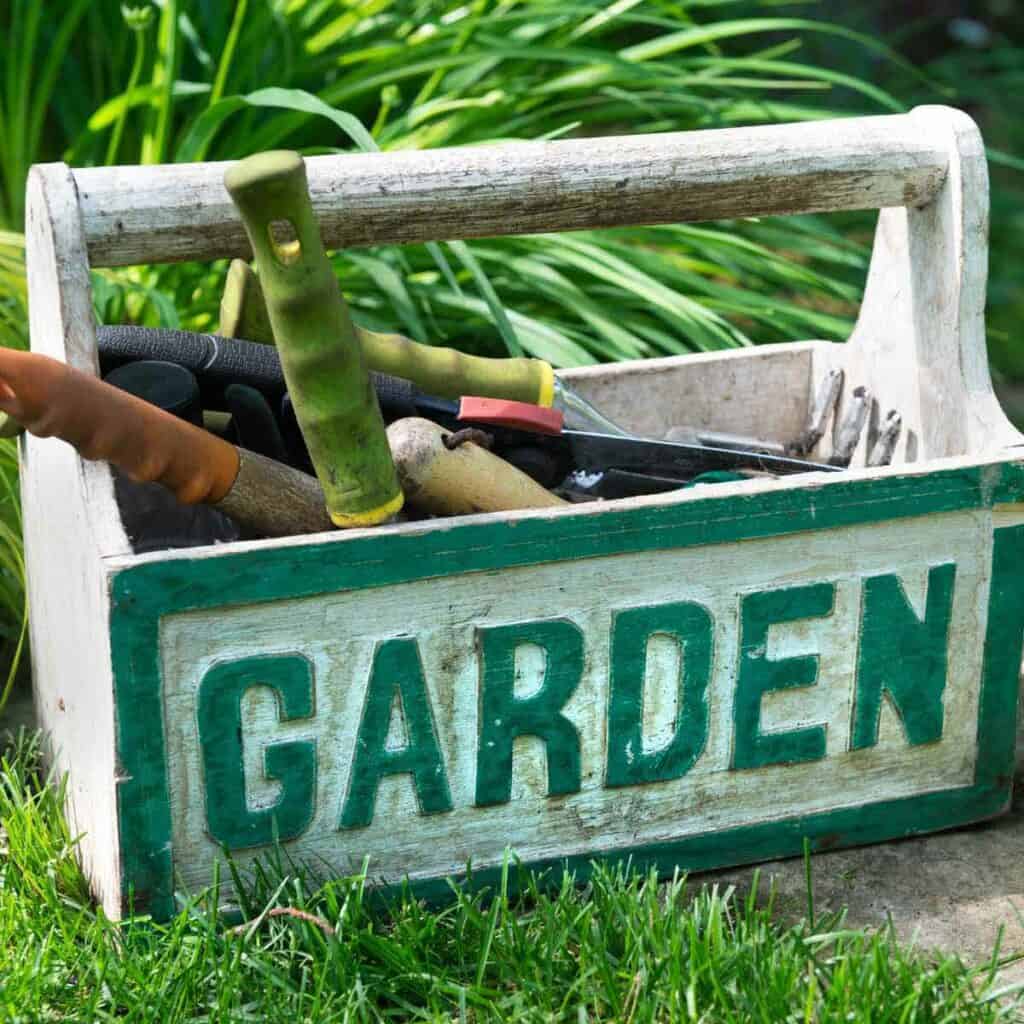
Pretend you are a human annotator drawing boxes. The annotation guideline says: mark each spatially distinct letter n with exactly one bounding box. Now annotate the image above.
[851,563,956,750]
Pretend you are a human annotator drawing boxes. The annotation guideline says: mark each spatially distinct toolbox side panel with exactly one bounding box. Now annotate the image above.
[559,343,815,446]
[23,163,131,919]
[159,513,987,893]
[843,107,1022,461]
[110,461,1024,920]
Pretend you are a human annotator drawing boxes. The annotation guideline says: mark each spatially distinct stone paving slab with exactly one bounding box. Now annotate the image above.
[706,726,1024,984]
[710,779,1024,965]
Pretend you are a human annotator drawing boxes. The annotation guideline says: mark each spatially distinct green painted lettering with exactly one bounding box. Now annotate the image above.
[197,654,316,849]
[606,602,713,787]
[733,583,834,770]
[851,563,956,750]
[475,620,584,806]
[340,637,452,829]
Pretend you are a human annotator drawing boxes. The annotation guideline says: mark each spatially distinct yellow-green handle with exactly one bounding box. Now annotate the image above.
[360,329,553,406]
[221,258,555,406]
[224,152,402,528]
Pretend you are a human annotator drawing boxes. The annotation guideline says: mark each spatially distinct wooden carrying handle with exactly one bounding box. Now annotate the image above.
[76,110,951,267]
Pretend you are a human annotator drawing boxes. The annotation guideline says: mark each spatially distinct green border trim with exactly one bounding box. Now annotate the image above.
[110,461,1024,920]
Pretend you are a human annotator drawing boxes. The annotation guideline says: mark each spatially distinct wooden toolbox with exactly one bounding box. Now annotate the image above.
[23,105,1024,921]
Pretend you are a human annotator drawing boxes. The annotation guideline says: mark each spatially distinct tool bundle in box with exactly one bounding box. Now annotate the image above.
[21,106,1024,922]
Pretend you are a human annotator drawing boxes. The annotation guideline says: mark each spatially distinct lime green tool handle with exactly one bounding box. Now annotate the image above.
[224,151,402,528]
[360,330,553,406]
[221,258,554,406]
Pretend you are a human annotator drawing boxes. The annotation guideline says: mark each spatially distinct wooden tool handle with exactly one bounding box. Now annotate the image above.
[217,449,333,536]
[219,259,275,344]
[387,417,567,517]
[0,348,239,504]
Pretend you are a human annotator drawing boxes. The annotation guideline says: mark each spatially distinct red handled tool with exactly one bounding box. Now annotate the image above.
[427,394,840,479]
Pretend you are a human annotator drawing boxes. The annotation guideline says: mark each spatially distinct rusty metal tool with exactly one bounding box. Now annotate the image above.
[829,385,872,467]
[867,409,902,467]
[788,368,844,456]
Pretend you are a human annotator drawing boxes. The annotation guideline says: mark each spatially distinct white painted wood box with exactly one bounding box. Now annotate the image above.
[23,106,1024,921]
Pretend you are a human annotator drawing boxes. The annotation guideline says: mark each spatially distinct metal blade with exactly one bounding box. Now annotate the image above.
[564,430,840,477]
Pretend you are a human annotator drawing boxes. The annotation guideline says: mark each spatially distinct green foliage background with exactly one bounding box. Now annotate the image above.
[0,0,1021,709]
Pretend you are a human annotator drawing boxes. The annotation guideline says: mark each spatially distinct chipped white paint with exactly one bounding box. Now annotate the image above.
[837,106,1020,462]
[21,164,129,921]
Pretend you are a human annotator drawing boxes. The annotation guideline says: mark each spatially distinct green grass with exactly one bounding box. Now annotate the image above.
[0,733,1020,1022]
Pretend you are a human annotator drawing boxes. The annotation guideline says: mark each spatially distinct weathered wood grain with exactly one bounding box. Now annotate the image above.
[841,106,1020,463]
[75,113,949,268]
[21,164,127,921]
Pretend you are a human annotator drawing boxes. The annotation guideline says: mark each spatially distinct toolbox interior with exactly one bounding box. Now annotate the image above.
[111,340,825,556]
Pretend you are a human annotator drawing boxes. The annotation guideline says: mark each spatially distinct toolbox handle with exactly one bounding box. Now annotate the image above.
[839,106,1019,459]
[74,107,953,269]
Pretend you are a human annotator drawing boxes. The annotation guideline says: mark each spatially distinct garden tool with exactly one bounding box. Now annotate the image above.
[224,150,402,528]
[386,417,568,517]
[0,347,333,538]
[220,256,777,449]
[5,320,843,487]
[103,359,204,426]
[786,371,898,467]
[867,410,902,468]
[406,396,840,479]
[788,369,844,457]
[220,257,555,405]
[103,359,240,551]
[342,382,841,486]
[98,324,286,410]
[223,383,291,465]
[219,258,275,345]
[664,425,786,456]
[309,371,841,481]
[830,386,872,467]
[279,393,315,474]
